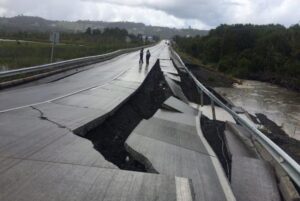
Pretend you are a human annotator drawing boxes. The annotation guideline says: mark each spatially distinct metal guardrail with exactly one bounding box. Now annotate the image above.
[170,47,300,187]
[0,44,154,79]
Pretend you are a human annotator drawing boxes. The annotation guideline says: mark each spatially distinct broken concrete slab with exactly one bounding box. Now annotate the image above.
[224,130,258,158]
[154,109,195,126]
[0,160,194,201]
[165,76,189,103]
[164,72,181,82]
[159,59,173,67]
[227,121,252,138]
[126,109,236,201]
[0,107,117,169]
[131,117,208,154]
[278,176,300,201]
[160,66,178,74]
[160,60,179,75]
[162,96,198,115]
[199,105,236,123]
[29,133,117,169]
[226,122,257,149]
[126,133,234,201]
[171,55,186,70]
[231,156,281,201]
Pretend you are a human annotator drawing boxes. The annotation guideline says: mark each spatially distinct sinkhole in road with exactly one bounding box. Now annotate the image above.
[83,61,172,172]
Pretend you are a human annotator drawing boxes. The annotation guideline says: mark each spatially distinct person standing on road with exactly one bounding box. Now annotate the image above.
[139,48,144,64]
[146,50,151,65]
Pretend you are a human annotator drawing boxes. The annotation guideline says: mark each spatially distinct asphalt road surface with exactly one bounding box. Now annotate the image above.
[0,43,164,113]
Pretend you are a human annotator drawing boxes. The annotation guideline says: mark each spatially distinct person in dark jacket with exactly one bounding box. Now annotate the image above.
[146,50,151,65]
[139,48,144,64]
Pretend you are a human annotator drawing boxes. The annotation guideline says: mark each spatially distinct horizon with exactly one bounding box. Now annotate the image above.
[0,0,299,30]
[1,14,299,31]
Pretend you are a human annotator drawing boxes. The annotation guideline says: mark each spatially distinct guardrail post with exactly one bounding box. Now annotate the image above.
[211,99,216,120]
[200,90,204,107]
[171,47,300,187]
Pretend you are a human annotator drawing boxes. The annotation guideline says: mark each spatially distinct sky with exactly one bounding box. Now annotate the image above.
[0,0,299,29]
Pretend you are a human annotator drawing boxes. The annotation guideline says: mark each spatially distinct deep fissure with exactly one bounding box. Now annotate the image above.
[81,61,172,172]
[171,58,232,178]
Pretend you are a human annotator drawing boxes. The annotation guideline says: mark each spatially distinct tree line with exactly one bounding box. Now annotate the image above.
[0,27,157,70]
[174,24,300,90]
[0,27,151,45]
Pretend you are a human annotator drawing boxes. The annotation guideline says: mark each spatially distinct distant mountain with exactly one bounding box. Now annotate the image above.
[0,16,208,39]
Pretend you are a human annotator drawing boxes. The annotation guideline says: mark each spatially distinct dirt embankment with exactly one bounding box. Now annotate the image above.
[255,113,300,163]
[176,57,300,165]
[186,62,236,88]
[175,61,233,178]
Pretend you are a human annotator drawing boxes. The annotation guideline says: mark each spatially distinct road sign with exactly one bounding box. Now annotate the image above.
[50,32,60,45]
[50,32,60,63]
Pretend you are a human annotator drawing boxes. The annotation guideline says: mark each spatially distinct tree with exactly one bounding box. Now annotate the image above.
[173,23,300,90]
[85,27,92,35]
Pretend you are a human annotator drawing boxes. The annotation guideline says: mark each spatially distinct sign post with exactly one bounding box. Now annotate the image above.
[50,32,60,63]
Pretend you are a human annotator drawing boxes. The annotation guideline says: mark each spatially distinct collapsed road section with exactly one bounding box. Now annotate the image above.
[0,41,298,200]
[0,42,195,201]
[83,61,172,171]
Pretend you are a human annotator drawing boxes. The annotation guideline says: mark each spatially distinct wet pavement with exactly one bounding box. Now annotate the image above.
[0,44,164,112]
[0,42,198,201]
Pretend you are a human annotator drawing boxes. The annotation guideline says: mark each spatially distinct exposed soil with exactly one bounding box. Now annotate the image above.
[172,59,232,178]
[255,113,300,164]
[83,61,172,172]
[200,116,232,179]
[173,58,300,169]
[175,62,234,108]
[186,62,235,88]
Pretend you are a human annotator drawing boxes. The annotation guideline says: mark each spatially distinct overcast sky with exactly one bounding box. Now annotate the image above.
[0,0,299,29]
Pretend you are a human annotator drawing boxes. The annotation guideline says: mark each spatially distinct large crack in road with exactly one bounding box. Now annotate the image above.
[81,61,172,172]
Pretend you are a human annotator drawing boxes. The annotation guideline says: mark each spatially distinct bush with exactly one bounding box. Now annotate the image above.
[218,56,235,73]
[174,24,300,88]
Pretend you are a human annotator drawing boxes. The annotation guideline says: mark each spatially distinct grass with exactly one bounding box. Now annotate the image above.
[174,47,219,71]
[0,40,141,70]
[174,47,241,84]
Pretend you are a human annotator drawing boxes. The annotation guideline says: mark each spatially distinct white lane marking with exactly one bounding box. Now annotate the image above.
[195,112,236,201]
[0,44,165,114]
[176,177,193,201]
[0,69,128,113]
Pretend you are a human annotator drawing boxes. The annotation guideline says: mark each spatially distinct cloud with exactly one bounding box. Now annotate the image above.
[0,0,299,29]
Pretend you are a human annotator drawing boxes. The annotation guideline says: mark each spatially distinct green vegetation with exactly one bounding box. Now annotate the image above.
[0,27,150,70]
[174,24,300,90]
[0,15,207,39]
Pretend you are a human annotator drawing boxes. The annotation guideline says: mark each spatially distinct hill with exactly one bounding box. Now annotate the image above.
[0,16,208,39]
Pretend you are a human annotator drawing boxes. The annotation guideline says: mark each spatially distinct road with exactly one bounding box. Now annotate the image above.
[0,40,286,201]
[0,41,201,201]
[0,43,164,112]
